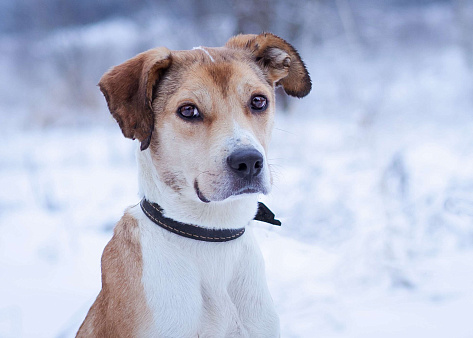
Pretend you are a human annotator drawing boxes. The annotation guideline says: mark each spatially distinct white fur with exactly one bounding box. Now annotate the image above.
[193,46,215,63]
[134,143,280,337]
[132,206,279,337]
[230,119,272,191]
[137,147,260,230]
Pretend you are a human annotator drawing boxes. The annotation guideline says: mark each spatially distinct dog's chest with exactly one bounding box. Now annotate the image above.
[138,216,259,337]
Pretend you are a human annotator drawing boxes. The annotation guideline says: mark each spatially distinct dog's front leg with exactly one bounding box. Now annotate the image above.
[229,228,280,337]
[138,216,204,337]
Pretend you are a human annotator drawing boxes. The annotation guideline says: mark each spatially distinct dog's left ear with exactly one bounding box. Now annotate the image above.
[99,47,172,151]
[226,33,311,98]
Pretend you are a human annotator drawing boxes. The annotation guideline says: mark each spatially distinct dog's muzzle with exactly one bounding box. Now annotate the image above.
[194,148,268,203]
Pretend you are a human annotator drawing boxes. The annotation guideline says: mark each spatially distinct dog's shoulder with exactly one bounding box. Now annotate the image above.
[101,210,141,278]
[105,210,141,257]
[77,210,153,337]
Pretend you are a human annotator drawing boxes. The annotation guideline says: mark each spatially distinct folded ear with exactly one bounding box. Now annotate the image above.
[226,33,311,98]
[98,47,172,150]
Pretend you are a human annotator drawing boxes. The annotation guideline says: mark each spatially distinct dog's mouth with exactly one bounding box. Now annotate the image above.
[194,179,266,203]
[231,187,261,196]
[194,180,211,203]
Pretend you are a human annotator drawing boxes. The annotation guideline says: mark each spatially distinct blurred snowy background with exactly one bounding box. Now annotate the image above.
[1,0,473,337]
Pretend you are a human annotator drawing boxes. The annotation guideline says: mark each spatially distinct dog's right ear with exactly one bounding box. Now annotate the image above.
[99,47,172,151]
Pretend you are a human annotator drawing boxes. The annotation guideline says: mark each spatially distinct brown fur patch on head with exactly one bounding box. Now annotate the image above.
[205,63,234,97]
[98,47,172,150]
[141,47,276,201]
[226,33,312,98]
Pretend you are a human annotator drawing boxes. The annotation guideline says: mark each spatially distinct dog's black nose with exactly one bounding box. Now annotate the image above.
[227,149,264,179]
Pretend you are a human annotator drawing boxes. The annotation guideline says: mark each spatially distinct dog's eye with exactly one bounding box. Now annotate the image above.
[177,104,201,120]
[250,95,268,112]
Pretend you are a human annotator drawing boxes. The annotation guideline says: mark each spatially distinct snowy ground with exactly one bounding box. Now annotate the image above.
[1,113,472,337]
[1,2,473,337]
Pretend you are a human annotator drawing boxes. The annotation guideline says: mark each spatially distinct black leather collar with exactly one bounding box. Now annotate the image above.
[140,198,280,242]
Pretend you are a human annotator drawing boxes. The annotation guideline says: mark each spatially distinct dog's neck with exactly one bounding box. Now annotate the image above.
[136,148,259,230]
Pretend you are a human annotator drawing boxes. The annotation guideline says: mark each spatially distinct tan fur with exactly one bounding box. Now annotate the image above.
[98,33,311,153]
[147,54,275,200]
[78,33,311,337]
[77,212,153,337]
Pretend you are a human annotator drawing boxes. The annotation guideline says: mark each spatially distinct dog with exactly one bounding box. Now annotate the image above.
[76,33,311,337]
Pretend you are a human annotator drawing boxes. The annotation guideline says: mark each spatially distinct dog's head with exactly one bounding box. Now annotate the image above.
[99,33,311,204]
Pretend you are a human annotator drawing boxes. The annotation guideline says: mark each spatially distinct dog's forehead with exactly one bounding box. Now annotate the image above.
[166,47,269,94]
[172,46,245,64]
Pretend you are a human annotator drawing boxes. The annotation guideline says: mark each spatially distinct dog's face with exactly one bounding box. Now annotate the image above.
[99,33,311,203]
[150,54,277,203]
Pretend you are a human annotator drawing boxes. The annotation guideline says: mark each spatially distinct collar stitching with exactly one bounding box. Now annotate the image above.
[141,200,245,240]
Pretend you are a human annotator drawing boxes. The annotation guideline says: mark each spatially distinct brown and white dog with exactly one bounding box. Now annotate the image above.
[77,33,311,337]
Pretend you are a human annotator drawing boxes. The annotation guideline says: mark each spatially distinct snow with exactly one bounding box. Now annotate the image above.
[1,2,473,337]
[1,117,472,337]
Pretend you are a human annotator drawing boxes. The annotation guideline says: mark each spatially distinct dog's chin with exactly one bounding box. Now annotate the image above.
[194,180,268,203]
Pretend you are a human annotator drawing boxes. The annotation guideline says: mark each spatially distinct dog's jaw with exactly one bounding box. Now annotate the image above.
[137,147,259,230]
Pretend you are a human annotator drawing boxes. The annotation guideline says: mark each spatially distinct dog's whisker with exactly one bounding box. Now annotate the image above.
[274,127,296,136]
